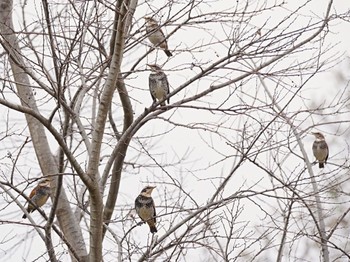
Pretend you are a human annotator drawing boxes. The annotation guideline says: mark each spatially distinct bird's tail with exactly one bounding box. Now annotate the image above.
[164,49,172,57]
[147,221,158,233]
[149,225,157,233]
[319,162,325,168]
[22,206,35,218]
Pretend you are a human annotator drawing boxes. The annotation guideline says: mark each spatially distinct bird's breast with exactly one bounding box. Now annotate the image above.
[137,205,154,221]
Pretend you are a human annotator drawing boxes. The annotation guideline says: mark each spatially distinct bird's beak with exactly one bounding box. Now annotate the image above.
[147,64,155,70]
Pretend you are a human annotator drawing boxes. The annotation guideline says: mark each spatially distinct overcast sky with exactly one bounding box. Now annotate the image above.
[0,0,349,261]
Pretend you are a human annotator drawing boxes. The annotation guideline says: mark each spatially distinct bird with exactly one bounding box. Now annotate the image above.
[144,17,172,57]
[135,186,157,233]
[312,132,329,168]
[148,64,170,106]
[22,178,51,219]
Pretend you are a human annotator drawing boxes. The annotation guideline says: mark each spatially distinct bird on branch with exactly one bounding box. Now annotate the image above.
[148,64,170,106]
[135,186,157,233]
[144,17,172,57]
[22,178,51,219]
[312,132,329,168]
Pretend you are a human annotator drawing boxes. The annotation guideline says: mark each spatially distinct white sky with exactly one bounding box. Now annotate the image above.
[0,0,349,261]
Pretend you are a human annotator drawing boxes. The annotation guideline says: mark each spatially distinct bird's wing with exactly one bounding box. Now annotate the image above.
[28,187,36,199]
[149,76,157,101]
[324,142,329,162]
[135,196,142,211]
[162,74,170,103]
[152,199,156,222]
[149,24,166,39]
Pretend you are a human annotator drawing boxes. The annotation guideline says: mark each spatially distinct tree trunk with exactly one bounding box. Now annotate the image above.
[0,1,88,261]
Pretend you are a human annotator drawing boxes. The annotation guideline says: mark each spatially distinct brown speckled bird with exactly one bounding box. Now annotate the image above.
[22,178,51,219]
[312,132,329,168]
[144,17,172,57]
[148,64,169,106]
[135,186,157,233]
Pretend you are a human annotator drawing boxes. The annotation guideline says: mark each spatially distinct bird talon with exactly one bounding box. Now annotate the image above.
[137,221,145,226]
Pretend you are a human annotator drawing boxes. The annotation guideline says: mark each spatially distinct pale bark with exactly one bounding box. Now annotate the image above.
[0,1,88,261]
[102,0,137,234]
[85,0,136,259]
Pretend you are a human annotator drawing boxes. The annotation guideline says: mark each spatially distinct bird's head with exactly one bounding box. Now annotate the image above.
[144,16,157,25]
[39,178,51,187]
[312,132,325,140]
[147,64,162,72]
[140,186,156,197]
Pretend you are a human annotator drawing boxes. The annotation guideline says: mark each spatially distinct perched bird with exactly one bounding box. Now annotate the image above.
[148,64,170,106]
[22,178,51,219]
[312,132,329,168]
[135,186,157,233]
[144,17,172,57]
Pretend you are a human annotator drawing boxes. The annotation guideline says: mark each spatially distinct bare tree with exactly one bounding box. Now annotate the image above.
[0,0,349,261]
